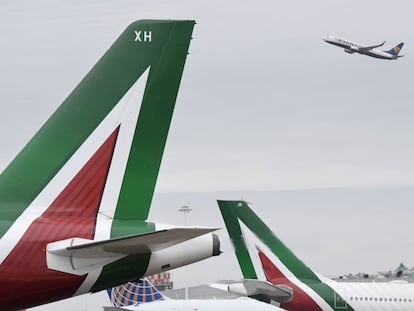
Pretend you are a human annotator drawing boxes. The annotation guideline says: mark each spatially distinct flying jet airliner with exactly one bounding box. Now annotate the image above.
[0,20,222,311]
[218,200,414,311]
[102,278,285,311]
[324,36,404,60]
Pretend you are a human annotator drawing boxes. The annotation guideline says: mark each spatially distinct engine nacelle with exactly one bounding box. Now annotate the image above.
[344,48,355,54]
[145,233,221,275]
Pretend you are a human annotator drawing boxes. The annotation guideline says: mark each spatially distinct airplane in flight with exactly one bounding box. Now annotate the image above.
[218,200,414,311]
[0,20,222,311]
[102,278,286,311]
[324,36,404,60]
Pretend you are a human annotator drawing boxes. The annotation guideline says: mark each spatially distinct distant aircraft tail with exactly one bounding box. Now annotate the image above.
[396,263,408,272]
[107,278,165,307]
[217,200,320,283]
[217,200,352,311]
[385,42,404,56]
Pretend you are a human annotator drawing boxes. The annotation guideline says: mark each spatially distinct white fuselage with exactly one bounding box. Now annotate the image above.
[324,36,396,60]
[327,278,414,311]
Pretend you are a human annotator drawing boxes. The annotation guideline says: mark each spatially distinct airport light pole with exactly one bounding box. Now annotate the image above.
[178,205,192,225]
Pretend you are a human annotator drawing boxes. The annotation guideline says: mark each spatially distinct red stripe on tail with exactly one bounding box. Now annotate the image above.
[0,127,119,310]
[257,248,323,311]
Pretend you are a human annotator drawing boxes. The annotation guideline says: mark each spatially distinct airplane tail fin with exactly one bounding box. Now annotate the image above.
[217,200,350,310]
[397,263,408,271]
[217,200,320,284]
[386,42,404,56]
[0,20,195,237]
[0,20,203,306]
[107,278,165,307]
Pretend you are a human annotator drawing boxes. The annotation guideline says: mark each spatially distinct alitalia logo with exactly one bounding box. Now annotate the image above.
[0,67,151,263]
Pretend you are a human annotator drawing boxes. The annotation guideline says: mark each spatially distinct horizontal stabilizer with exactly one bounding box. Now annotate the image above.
[47,227,218,275]
[215,279,293,303]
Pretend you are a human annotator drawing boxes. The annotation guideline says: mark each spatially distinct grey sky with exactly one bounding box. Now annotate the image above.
[1,0,414,310]
[1,0,414,192]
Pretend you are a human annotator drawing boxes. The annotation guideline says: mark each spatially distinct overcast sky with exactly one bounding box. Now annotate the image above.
[1,0,414,310]
[1,0,414,192]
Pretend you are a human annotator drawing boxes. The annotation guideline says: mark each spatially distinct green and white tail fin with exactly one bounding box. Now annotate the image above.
[218,200,353,311]
[0,20,223,311]
[0,20,195,239]
[0,19,195,272]
[218,200,320,283]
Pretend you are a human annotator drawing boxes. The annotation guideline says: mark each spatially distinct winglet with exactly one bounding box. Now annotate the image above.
[358,40,386,52]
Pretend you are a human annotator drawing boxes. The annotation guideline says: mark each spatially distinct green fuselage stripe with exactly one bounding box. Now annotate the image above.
[91,252,152,293]
[92,221,156,291]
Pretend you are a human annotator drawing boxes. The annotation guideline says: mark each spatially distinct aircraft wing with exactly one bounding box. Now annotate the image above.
[47,227,218,275]
[359,41,385,52]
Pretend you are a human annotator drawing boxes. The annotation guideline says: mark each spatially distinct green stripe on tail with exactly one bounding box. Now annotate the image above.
[0,20,195,239]
[114,20,195,222]
[218,200,354,311]
[218,200,320,282]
